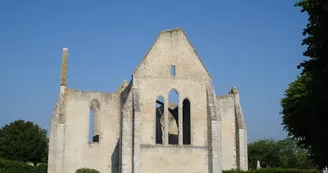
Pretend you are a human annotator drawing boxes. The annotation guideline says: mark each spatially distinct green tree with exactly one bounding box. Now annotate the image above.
[0,120,48,166]
[248,139,280,169]
[248,138,314,169]
[281,0,328,167]
[277,138,314,169]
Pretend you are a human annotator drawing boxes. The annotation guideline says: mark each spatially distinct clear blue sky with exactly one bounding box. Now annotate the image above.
[0,0,308,142]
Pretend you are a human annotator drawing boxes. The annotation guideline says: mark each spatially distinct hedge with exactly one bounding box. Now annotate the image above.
[76,168,100,173]
[0,158,47,173]
[223,168,319,173]
[0,158,320,173]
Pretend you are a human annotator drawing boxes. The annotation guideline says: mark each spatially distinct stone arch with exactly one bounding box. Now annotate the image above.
[89,99,100,143]
[168,89,179,145]
[183,98,191,144]
[155,96,165,144]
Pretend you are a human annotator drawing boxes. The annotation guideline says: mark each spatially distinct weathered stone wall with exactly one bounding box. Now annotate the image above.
[140,146,208,173]
[47,97,60,173]
[129,28,215,173]
[132,78,209,173]
[120,83,134,173]
[62,88,121,173]
[207,84,222,173]
[134,78,208,146]
[133,28,211,81]
[48,28,248,173]
[48,48,68,173]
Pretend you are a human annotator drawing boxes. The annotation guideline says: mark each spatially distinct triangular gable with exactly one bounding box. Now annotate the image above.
[132,27,211,79]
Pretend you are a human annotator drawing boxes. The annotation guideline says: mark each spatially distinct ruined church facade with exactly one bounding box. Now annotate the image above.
[47,28,248,173]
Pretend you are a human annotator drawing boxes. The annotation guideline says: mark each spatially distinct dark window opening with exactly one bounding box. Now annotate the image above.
[155,96,164,144]
[183,99,191,144]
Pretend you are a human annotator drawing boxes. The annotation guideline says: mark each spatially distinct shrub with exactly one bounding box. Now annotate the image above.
[76,168,100,173]
[0,158,47,173]
[223,168,319,173]
[34,163,48,173]
[0,158,34,173]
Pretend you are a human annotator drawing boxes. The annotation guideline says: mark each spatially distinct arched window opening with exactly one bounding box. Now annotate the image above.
[89,110,95,143]
[183,99,191,144]
[89,99,100,143]
[155,96,164,144]
[168,90,179,145]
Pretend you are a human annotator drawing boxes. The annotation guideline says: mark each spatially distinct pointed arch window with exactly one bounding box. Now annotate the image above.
[168,89,179,145]
[155,96,165,144]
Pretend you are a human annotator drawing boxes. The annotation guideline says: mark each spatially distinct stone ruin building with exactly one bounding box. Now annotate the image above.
[47,28,248,173]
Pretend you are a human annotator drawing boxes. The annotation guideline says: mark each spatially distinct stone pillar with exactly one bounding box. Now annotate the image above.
[47,117,57,173]
[207,85,222,173]
[56,123,65,172]
[121,92,133,173]
[164,95,169,145]
[230,86,248,171]
[133,89,141,173]
[55,91,67,173]
[60,48,68,87]
[121,109,133,173]
[48,48,69,173]
[178,98,183,145]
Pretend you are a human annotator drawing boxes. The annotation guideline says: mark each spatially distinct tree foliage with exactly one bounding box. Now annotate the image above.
[281,0,328,167]
[248,138,314,169]
[0,120,48,165]
[281,74,311,143]
[0,158,47,173]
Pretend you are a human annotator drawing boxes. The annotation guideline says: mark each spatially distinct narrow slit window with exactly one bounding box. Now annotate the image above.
[89,99,100,143]
[89,110,95,143]
[171,65,176,77]
[183,99,191,144]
